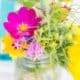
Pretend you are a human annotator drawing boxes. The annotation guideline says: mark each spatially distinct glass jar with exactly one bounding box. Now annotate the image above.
[15,57,58,80]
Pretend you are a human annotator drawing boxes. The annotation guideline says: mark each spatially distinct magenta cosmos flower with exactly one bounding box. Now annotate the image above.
[4,7,42,39]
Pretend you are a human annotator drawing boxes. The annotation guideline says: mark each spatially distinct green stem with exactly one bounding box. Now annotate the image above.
[47,14,51,37]
[49,53,58,80]
[34,62,41,80]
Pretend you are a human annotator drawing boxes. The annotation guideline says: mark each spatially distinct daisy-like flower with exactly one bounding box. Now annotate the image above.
[2,34,28,59]
[25,41,44,60]
[4,7,42,39]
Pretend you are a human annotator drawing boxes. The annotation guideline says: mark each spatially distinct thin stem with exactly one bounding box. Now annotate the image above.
[47,14,51,37]
[34,62,41,80]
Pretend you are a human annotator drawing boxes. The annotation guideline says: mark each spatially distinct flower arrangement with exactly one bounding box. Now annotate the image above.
[2,0,72,64]
[1,0,80,80]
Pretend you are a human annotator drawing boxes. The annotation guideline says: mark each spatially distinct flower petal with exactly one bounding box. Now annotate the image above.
[4,22,14,32]
[18,7,28,15]
[29,17,42,26]
[28,9,36,18]
[4,22,20,39]
[8,12,20,23]
[18,7,29,22]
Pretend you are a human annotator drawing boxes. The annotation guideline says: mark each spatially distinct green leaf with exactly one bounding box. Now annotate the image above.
[15,0,40,8]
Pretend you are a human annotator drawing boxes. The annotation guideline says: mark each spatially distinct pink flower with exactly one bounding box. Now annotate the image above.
[25,41,44,60]
[4,7,42,39]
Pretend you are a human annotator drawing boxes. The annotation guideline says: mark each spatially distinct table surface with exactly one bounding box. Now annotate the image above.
[0,61,15,80]
[0,61,73,80]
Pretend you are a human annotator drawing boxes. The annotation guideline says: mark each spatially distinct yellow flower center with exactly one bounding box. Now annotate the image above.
[19,23,28,32]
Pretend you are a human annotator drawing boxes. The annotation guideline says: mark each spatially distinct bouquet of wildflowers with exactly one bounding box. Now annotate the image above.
[2,0,73,66]
[1,0,80,79]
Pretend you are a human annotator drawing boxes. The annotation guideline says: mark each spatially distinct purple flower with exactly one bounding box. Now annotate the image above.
[25,41,44,60]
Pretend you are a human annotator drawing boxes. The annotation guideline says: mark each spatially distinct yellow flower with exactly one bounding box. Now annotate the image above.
[2,34,24,59]
[68,44,80,80]
[68,25,80,80]
[62,0,73,3]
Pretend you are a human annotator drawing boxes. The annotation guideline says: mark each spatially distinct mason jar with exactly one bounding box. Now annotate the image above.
[15,57,58,80]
